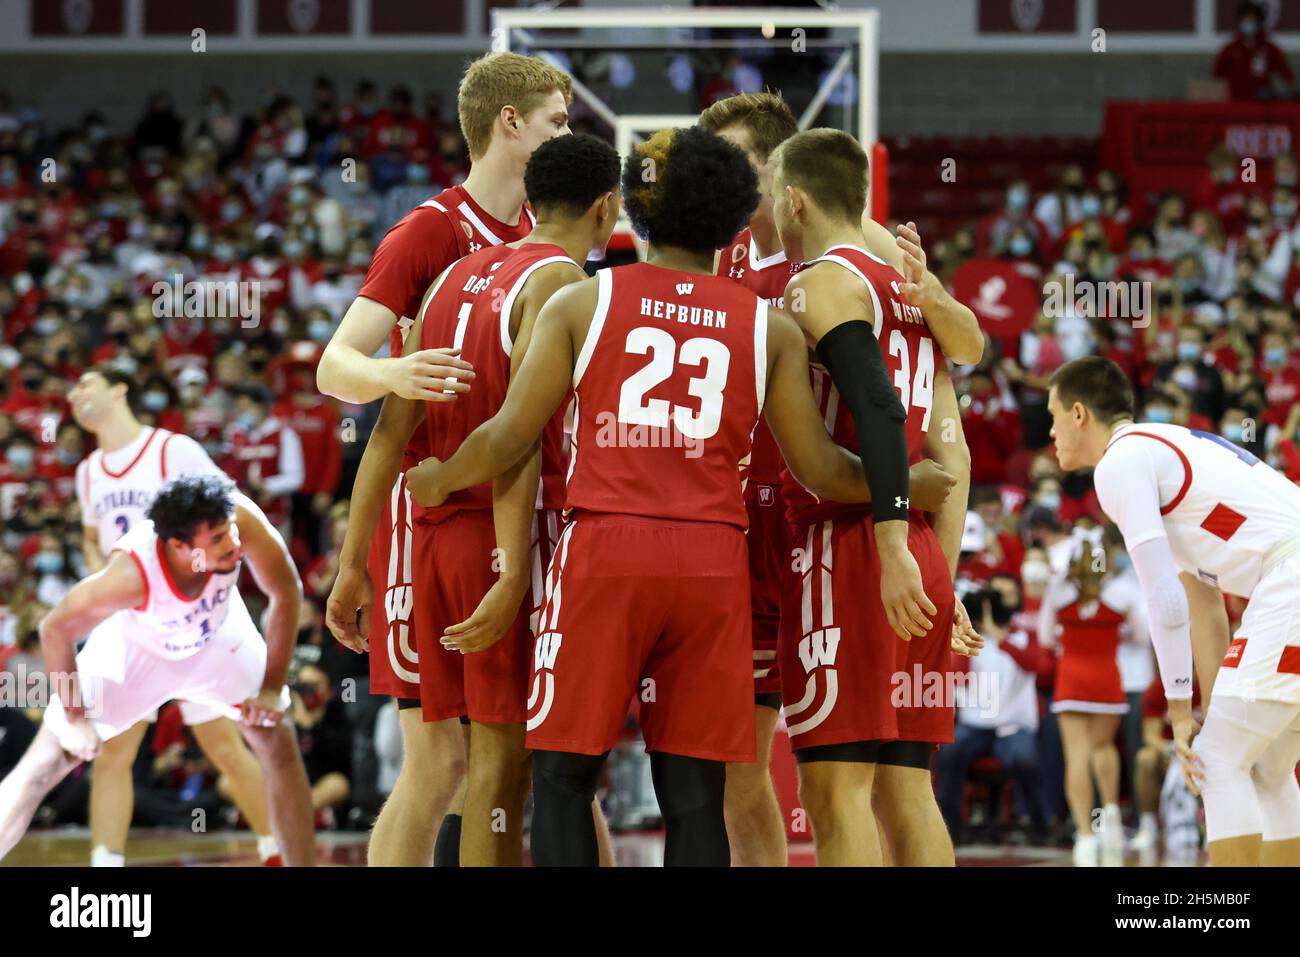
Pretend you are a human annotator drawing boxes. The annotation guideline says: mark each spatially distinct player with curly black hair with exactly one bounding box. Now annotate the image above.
[330,132,621,866]
[401,125,955,866]
[0,475,316,865]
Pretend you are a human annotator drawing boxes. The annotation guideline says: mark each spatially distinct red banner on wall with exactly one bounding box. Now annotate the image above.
[953,258,1038,340]
[1101,100,1300,216]
[256,0,350,35]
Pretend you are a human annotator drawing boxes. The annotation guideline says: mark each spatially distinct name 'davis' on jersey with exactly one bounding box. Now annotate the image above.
[640,296,727,329]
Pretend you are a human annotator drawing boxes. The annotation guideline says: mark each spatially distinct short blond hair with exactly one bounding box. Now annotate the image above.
[698,91,798,162]
[772,128,868,224]
[457,52,572,160]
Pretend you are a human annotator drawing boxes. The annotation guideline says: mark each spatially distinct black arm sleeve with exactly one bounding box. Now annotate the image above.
[815,320,910,523]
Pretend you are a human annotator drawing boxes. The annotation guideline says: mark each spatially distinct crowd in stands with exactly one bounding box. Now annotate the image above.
[2,41,1300,849]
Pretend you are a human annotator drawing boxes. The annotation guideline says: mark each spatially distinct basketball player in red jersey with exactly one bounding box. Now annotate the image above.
[771,129,975,866]
[329,135,620,865]
[320,52,572,867]
[408,127,947,866]
[699,93,983,865]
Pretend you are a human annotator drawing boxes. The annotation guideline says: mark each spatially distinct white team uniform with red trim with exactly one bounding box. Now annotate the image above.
[1095,422,1300,703]
[77,426,225,556]
[75,427,231,726]
[44,521,289,746]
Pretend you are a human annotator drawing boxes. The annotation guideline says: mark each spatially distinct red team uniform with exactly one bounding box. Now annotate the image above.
[527,263,767,762]
[778,245,956,750]
[717,228,797,698]
[357,186,534,701]
[409,242,572,723]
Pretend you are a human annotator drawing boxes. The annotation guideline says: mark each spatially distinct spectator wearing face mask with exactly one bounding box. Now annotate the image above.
[223,383,304,534]
[238,226,293,319]
[1194,146,1250,236]
[1213,1,1294,102]
[160,315,218,377]
[961,369,1022,485]
[290,662,353,829]
[1153,324,1226,422]
[270,356,341,554]
[1034,165,1087,242]
[136,374,187,434]
[939,572,1052,844]
[976,180,1049,258]
[30,529,74,606]
[1275,402,1300,483]
[35,421,83,501]
[0,432,38,524]
[1256,330,1300,427]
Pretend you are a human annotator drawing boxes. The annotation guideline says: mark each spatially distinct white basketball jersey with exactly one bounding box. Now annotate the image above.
[1102,422,1300,596]
[110,520,242,660]
[78,428,222,556]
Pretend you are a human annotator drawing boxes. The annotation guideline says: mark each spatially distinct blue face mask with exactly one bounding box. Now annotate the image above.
[283,240,306,260]
[308,319,333,343]
[1265,347,1288,366]
[190,234,211,254]
[1146,407,1173,424]
[34,552,64,575]
[1007,188,1029,211]
[1222,424,1245,443]
[1009,236,1033,257]
[1035,492,1061,511]
[6,447,34,470]
[1080,195,1102,218]
[236,412,259,432]
[1177,342,1201,362]
[142,391,168,412]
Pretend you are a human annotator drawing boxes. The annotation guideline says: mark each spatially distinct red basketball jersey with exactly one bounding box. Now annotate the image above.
[782,243,945,526]
[415,242,573,524]
[360,184,535,469]
[564,262,767,529]
[717,227,798,484]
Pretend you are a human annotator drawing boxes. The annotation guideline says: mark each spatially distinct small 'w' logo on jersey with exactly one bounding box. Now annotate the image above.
[675,282,694,295]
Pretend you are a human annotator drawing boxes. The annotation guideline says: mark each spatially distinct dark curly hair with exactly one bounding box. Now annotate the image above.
[147,474,238,545]
[524,133,620,218]
[621,126,758,253]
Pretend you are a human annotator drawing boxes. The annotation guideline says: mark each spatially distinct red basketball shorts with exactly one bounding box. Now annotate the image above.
[778,512,956,752]
[411,508,562,724]
[747,481,788,697]
[525,513,756,763]
[367,475,420,699]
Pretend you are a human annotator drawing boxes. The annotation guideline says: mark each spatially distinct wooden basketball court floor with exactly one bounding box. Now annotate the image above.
[1,828,1206,867]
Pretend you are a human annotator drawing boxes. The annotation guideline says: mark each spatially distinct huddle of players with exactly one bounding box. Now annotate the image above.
[321,53,986,866]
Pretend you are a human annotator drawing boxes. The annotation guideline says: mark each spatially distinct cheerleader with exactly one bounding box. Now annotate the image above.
[1040,528,1147,865]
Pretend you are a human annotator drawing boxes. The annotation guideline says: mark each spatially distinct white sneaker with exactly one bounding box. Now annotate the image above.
[1099,804,1125,855]
[1129,817,1158,852]
[1072,832,1099,867]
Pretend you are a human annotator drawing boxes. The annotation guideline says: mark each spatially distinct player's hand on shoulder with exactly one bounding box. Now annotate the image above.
[441,577,527,654]
[62,717,102,762]
[894,221,943,307]
[907,459,956,511]
[240,689,286,729]
[406,456,447,508]
[325,562,373,653]
[393,347,475,403]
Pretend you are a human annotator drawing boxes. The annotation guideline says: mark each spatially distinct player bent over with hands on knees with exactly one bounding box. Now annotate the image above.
[1049,355,1300,867]
[407,125,954,866]
[0,475,316,865]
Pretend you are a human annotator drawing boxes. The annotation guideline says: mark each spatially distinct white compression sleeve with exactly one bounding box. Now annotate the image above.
[1128,535,1194,700]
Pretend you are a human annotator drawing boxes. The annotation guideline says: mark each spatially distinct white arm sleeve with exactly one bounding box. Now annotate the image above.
[261,426,305,496]
[1127,536,1194,700]
[1095,440,1193,699]
[75,460,90,525]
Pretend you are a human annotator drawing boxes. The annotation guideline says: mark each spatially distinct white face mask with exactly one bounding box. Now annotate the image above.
[1021,559,1051,586]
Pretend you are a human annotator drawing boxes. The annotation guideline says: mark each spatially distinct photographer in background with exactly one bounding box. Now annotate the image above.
[939,573,1051,845]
